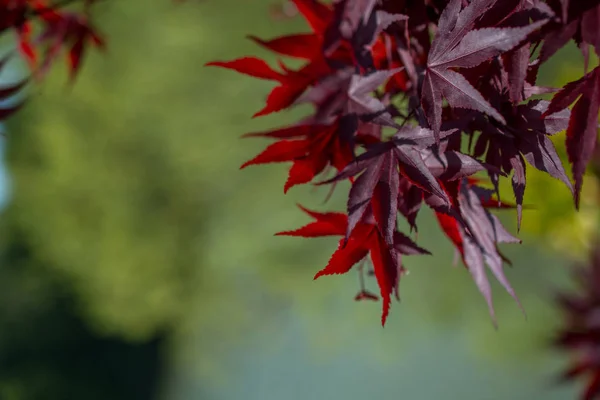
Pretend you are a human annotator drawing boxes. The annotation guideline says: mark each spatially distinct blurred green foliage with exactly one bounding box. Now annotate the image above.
[0,0,325,395]
[0,215,166,400]
[4,0,306,340]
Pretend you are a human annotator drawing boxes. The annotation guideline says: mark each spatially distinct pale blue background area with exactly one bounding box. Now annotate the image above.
[0,51,20,210]
[167,297,578,400]
[0,140,11,209]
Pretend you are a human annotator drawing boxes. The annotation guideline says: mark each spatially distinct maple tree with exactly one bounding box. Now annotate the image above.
[207,0,600,330]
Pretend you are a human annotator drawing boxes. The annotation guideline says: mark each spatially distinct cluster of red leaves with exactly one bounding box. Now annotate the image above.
[0,0,104,98]
[207,0,600,328]
[555,244,600,400]
[0,0,105,141]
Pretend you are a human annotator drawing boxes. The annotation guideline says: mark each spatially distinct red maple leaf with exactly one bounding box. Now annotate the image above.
[206,0,345,118]
[277,204,430,326]
[247,0,334,61]
[240,117,358,193]
[0,0,44,67]
[206,56,330,118]
[34,8,105,80]
[206,0,406,118]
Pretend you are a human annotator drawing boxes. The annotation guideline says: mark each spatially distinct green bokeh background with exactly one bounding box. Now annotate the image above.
[0,1,595,399]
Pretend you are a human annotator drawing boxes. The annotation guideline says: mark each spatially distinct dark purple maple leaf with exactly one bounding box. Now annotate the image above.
[346,68,405,128]
[432,178,523,327]
[540,1,600,70]
[544,66,600,208]
[472,99,574,228]
[421,0,549,140]
[396,176,423,233]
[343,6,408,72]
[318,125,481,245]
[578,4,600,63]
[322,0,379,58]
[294,67,403,128]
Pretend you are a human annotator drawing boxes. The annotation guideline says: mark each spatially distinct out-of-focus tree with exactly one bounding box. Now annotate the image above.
[0,216,166,400]
[0,0,318,392]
